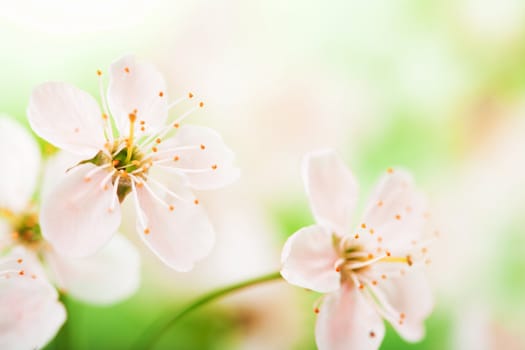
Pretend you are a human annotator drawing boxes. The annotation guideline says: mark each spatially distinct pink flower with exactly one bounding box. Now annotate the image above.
[0,117,140,348]
[0,248,65,350]
[280,149,434,350]
[27,55,239,271]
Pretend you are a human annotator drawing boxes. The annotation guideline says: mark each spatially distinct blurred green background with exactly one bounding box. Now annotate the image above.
[2,0,525,349]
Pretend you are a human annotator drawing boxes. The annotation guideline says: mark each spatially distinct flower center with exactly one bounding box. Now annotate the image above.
[0,209,44,249]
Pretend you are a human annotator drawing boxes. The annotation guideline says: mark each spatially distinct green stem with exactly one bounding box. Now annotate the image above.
[133,271,283,350]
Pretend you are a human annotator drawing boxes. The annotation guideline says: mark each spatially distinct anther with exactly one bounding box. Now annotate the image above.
[387,167,394,174]
[395,214,401,220]
[381,274,387,280]
[200,144,206,150]
[194,199,199,205]
[17,259,23,264]
[144,228,150,234]
[169,205,174,211]
[74,127,79,133]
[406,255,413,266]
[173,156,180,161]
[314,307,320,314]
[155,138,161,144]
[368,253,374,259]
[188,92,194,99]
[97,70,102,76]
[386,250,391,257]
[361,223,366,229]
[152,146,158,152]
[124,67,130,73]
[354,234,359,239]
[377,237,383,243]
[31,274,37,279]
[359,283,364,290]
[173,123,180,128]
[211,164,218,170]
[199,102,204,108]
[372,280,378,285]
[369,229,375,234]
[400,313,406,319]
[159,91,164,97]
[377,200,384,207]
[140,120,145,125]
[369,331,376,338]
[141,126,145,131]
[113,160,120,167]
[19,270,25,276]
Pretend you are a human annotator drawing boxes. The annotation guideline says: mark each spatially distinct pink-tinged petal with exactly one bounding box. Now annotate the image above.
[372,268,433,342]
[157,125,239,190]
[361,169,427,251]
[281,225,340,293]
[302,149,358,234]
[40,164,121,258]
[0,117,41,213]
[316,285,385,350]
[27,82,105,157]
[107,55,168,135]
[0,250,66,350]
[134,179,214,271]
[46,234,140,305]
[41,151,85,200]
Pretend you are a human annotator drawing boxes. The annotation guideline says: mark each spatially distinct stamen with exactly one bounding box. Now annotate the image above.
[108,176,121,212]
[97,70,114,142]
[125,111,137,163]
[145,176,192,204]
[132,175,174,211]
[84,164,111,182]
[130,180,148,232]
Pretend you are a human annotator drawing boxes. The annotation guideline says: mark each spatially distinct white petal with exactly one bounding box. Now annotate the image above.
[40,164,121,257]
[373,268,433,342]
[0,117,41,212]
[280,225,340,293]
[46,234,140,305]
[157,125,239,190]
[0,250,66,350]
[134,178,214,271]
[302,149,358,234]
[27,82,106,157]
[315,285,385,350]
[361,169,427,251]
[41,151,85,201]
[107,55,168,135]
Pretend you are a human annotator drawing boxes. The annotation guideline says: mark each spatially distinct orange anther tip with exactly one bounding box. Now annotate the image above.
[369,331,376,338]
[155,138,161,144]
[377,200,384,207]
[314,308,320,314]
[199,102,204,107]
[173,156,180,161]
[169,205,174,211]
[188,92,194,98]
[124,67,130,73]
[159,91,164,97]
[19,270,24,276]
[200,144,206,150]
[140,126,145,131]
[84,177,91,182]
[359,284,364,289]
[335,267,340,272]
[354,234,359,239]
[173,123,180,128]
[96,69,102,76]
[144,228,150,234]
[395,214,401,220]
[31,274,37,279]
[387,167,394,174]
[361,223,366,229]
[368,254,374,259]
[194,199,199,205]
[381,274,387,279]
[369,229,375,234]
[372,280,378,285]
[152,146,158,152]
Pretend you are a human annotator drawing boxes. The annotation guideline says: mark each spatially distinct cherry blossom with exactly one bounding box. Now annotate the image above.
[0,117,140,348]
[27,55,239,271]
[280,149,434,350]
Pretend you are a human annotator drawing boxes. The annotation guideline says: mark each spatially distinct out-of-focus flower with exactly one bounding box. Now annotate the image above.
[280,149,434,350]
[0,116,140,304]
[0,248,66,350]
[27,55,239,271]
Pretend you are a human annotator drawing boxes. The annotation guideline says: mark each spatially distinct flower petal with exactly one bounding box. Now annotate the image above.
[46,234,140,305]
[281,225,340,293]
[107,55,168,135]
[302,149,358,234]
[134,177,214,271]
[372,268,433,342]
[0,117,41,212]
[361,169,427,251]
[315,285,385,350]
[40,164,121,257]
[0,250,66,350]
[27,82,105,157]
[157,125,239,190]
